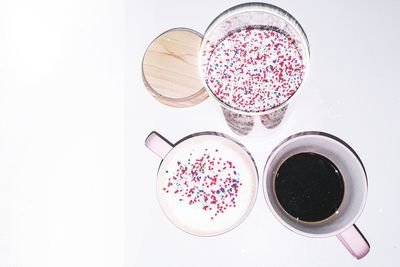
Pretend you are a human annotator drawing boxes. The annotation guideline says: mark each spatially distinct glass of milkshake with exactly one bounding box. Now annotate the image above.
[200,2,310,135]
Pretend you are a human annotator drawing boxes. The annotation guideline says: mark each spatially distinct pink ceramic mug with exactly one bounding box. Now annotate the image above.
[263,131,370,259]
[145,131,258,236]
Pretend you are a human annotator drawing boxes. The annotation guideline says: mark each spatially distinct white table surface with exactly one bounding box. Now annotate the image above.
[1,0,399,266]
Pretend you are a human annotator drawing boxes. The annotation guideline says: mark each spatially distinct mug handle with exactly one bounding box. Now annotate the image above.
[145,131,173,159]
[337,224,370,259]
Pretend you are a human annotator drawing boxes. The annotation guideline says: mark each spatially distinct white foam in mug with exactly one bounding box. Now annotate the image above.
[145,131,258,236]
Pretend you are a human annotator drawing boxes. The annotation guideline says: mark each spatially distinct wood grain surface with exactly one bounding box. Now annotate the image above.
[142,28,208,107]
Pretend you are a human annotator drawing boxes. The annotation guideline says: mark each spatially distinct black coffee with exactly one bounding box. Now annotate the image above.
[274,152,344,222]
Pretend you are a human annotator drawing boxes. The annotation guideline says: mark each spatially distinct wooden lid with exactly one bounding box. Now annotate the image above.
[142,28,208,107]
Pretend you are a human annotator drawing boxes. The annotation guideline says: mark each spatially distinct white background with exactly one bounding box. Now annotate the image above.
[1,0,400,266]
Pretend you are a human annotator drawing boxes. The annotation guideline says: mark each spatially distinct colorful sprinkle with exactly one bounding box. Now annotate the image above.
[163,147,242,220]
[203,26,306,113]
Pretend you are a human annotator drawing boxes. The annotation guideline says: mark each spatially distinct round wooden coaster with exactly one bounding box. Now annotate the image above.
[142,28,209,108]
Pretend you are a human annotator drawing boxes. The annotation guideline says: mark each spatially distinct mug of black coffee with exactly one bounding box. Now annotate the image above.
[263,131,369,259]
